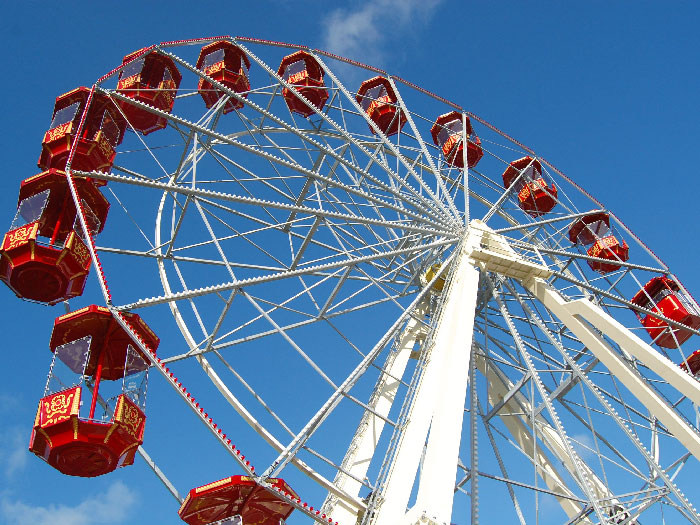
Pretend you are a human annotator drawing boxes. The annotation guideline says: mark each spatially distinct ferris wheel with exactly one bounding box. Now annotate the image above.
[4,36,700,525]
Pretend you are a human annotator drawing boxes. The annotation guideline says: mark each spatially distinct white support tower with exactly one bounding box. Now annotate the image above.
[374,243,480,525]
[322,300,429,524]
[364,221,700,524]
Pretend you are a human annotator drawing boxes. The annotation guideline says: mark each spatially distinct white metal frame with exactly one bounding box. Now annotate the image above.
[40,37,700,525]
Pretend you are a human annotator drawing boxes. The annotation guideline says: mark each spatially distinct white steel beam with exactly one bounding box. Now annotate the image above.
[503,269,698,520]
[475,353,587,520]
[374,247,480,525]
[324,301,428,525]
[563,296,700,407]
[260,257,457,481]
[118,238,455,310]
[490,281,609,522]
[74,169,450,237]
[528,278,700,463]
[453,220,693,521]
[386,76,460,221]
[412,265,479,522]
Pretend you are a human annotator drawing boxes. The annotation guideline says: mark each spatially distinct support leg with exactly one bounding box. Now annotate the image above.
[374,255,480,525]
[528,278,700,462]
[325,301,428,525]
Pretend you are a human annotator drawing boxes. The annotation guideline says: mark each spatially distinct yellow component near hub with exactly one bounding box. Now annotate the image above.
[424,264,446,292]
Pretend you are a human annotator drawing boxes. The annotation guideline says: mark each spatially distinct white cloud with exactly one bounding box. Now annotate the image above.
[571,432,597,461]
[3,428,27,477]
[0,394,20,413]
[0,426,28,477]
[1,481,137,525]
[320,0,442,68]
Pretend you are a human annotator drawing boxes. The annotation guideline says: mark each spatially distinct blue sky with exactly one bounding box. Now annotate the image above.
[1,2,700,524]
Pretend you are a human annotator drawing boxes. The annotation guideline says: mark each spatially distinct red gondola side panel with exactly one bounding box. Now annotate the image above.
[681,350,700,375]
[38,87,126,179]
[179,476,297,525]
[568,212,630,273]
[197,41,251,114]
[502,156,557,216]
[277,50,329,117]
[29,307,156,477]
[0,226,90,304]
[117,49,182,134]
[356,76,406,136]
[430,112,483,168]
[39,386,82,428]
[630,277,700,348]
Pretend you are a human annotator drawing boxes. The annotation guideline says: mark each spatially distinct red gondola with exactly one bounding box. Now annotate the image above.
[38,87,126,178]
[0,170,109,304]
[29,305,158,477]
[116,49,182,134]
[430,112,483,168]
[502,156,557,216]
[630,277,700,348]
[178,475,297,525]
[356,76,406,136]
[277,50,329,117]
[568,212,629,273]
[681,350,700,375]
[196,40,251,114]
